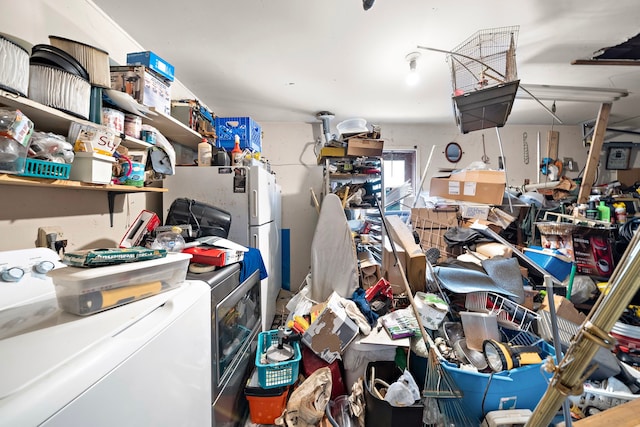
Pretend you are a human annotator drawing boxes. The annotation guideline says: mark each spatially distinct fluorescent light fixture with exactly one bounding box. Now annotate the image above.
[405,52,420,86]
[517,84,629,102]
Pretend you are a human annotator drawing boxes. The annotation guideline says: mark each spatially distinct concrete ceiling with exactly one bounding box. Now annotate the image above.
[92,0,640,133]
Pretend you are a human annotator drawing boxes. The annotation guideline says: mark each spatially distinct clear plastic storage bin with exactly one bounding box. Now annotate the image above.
[48,252,191,315]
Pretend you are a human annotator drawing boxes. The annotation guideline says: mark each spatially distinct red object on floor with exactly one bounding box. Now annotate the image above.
[245,385,289,424]
[301,345,347,399]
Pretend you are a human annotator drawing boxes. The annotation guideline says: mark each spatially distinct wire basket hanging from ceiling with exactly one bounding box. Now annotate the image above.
[445,25,521,134]
[449,25,519,95]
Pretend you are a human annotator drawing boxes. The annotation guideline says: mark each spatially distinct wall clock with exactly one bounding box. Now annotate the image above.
[606,146,632,170]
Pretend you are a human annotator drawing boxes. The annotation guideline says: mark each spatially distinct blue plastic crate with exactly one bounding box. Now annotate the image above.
[255,329,301,389]
[215,116,262,153]
[18,158,70,180]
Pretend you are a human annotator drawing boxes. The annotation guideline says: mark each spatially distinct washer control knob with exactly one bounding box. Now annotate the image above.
[2,267,25,282]
[34,261,55,274]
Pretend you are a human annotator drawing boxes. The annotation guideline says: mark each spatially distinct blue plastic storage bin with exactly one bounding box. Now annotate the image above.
[523,246,572,281]
[18,158,70,179]
[409,329,555,424]
[215,116,262,153]
[255,330,301,389]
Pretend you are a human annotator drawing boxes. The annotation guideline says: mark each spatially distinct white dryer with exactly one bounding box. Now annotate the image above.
[0,248,212,426]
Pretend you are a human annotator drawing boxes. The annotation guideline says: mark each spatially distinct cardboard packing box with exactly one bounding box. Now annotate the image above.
[110,66,172,115]
[385,215,426,292]
[301,293,359,363]
[430,170,506,205]
[127,51,175,82]
[346,138,384,157]
[316,146,347,164]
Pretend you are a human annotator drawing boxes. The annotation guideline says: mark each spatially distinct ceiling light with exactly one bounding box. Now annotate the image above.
[405,52,420,86]
[517,84,629,102]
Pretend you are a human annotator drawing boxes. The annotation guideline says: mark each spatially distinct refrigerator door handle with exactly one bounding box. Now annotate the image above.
[252,233,258,247]
[252,190,258,219]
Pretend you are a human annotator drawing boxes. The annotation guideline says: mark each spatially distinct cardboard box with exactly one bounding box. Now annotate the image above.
[110,66,172,115]
[382,236,406,294]
[541,294,587,326]
[317,146,347,164]
[459,203,490,220]
[386,215,426,292]
[301,293,359,363]
[346,138,384,157]
[430,170,506,205]
[127,51,175,82]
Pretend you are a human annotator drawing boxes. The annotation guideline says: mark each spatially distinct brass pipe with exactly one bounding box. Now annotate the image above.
[527,230,640,426]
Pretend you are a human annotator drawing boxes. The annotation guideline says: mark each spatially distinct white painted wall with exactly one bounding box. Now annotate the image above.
[1,0,632,292]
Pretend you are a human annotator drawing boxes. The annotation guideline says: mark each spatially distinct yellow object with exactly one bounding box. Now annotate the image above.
[597,281,610,295]
[294,315,310,330]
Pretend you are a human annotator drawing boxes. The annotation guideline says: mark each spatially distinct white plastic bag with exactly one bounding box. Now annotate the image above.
[383,369,420,407]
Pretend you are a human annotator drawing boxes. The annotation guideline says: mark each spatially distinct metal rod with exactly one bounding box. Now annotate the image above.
[527,230,640,426]
[412,144,436,210]
[536,132,541,184]
[544,275,573,427]
[495,127,513,213]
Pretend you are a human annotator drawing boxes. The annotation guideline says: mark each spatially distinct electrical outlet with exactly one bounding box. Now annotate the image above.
[37,227,65,249]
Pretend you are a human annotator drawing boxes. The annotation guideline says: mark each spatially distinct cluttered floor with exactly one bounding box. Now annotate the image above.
[239,186,640,427]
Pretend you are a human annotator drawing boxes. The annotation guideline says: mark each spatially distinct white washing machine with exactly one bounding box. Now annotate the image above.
[0,248,212,426]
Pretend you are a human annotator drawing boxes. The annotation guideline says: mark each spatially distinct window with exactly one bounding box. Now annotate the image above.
[382,150,417,211]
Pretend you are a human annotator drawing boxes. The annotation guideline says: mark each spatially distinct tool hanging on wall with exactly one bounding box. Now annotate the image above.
[523,132,530,164]
[481,134,490,164]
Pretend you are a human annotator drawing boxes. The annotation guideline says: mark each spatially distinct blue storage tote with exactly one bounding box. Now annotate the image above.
[215,116,262,152]
[523,246,572,281]
[409,329,555,424]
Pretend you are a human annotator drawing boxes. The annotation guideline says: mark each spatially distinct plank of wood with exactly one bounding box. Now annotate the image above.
[578,103,612,204]
[572,396,640,426]
[547,130,559,160]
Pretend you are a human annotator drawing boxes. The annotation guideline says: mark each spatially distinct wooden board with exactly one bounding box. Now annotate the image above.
[573,396,640,426]
[578,103,612,204]
[547,130,559,160]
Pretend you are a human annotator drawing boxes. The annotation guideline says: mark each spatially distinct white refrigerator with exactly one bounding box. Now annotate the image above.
[164,165,282,331]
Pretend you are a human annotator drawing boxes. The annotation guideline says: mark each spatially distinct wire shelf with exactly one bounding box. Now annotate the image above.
[410,208,459,264]
[465,291,539,332]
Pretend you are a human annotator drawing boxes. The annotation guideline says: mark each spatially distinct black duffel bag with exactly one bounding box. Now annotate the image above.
[165,197,232,239]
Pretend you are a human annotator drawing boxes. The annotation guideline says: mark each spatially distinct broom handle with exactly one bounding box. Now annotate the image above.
[375,197,436,352]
